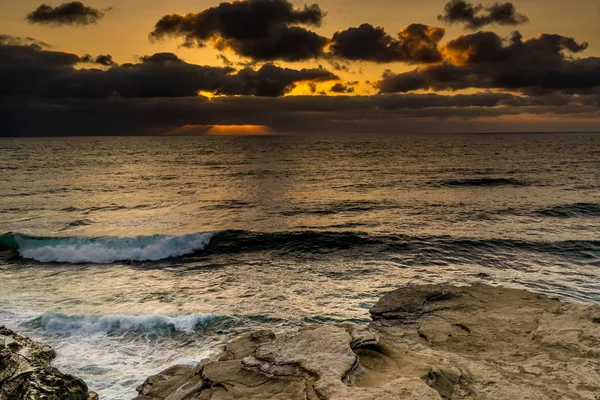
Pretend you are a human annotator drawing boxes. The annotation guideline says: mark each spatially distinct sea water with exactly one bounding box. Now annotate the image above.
[1,133,599,398]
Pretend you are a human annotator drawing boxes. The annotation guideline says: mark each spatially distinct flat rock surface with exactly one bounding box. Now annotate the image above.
[134,285,600,400]
[0,326,96,400]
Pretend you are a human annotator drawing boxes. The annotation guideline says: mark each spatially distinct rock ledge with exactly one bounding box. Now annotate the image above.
[135,285,600,400]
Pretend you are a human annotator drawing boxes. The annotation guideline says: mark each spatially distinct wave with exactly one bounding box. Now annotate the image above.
[536,203,600,218]
[0,232,212,263]
[24,312,220,336]
[204,230,600,256]
[432,178,525,187]
[2,230,599,264]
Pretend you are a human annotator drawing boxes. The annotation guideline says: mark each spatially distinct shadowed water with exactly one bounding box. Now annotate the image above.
[0,133,599,399]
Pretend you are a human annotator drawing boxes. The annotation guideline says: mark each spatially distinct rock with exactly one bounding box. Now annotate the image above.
[135,365,203,400]
[0,326,95,400]
[370,285,600,399]
[134,285,600,400]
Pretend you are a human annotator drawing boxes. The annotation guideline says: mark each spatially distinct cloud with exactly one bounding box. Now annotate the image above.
[218,64,337,96]
[0,34,50,48]
[149,0,447,65]
[442,31,588,65]
[438,0,529,30]
[376,31,599,94]
[0,36,337,98]
[27,2,107,26]
[330,82,356,93]
[0,33,87,69]
[81,54,116,66]
[150,0,328,62]
[2,30,599,136]
[329,23,445,64]
[3,92,599,136]
[217,54,234,66]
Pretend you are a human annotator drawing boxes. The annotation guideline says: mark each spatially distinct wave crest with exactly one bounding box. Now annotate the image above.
[2,230,599,264]
[2,233,212,263]
[28,312,219,335]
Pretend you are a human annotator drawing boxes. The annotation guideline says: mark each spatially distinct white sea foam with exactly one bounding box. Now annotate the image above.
[0,310,224,400]
[37,312,218,335]
[15,233,213,263]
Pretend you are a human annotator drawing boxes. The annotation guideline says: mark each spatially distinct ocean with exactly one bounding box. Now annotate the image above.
[1,133,599,399]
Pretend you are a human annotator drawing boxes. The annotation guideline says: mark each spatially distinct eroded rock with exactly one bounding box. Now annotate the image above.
[134,285,600,400]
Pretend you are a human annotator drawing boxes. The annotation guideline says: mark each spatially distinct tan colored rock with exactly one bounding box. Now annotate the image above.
[134,285,600,400]
[371,285,600,399]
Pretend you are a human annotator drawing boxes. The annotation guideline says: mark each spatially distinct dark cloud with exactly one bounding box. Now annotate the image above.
[0,34,86,78]
[438,0,528,30]
[2,30,599,136]
[330,23,445,63]
[330,82,356,93]
[376,31,598,94]
[0,36,337,99]
[150,0,447,65]
[81,54,116,66]
[3,92,599,136]
[138,53,185,64]
[443,31,588,65]
[217,64,338,96]
[0,34,50,48]
[150,0,328,62]
[27,2,107,26]
[217,54,234,66]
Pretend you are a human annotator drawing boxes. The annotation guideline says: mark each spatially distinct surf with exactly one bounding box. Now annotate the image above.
[2,230,599,264]
[0,232,213,263]
[27,312,220,336]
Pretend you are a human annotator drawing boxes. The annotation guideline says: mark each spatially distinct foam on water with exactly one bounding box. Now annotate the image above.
[32,312,219,335]
[0,310,226,400]
[11,233,213,263]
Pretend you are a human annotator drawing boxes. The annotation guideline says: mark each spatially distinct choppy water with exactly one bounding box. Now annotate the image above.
[1,134,599,399]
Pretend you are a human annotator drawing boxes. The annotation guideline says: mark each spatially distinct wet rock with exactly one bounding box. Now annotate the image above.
[134,285,600,400]
[0,326,95,400]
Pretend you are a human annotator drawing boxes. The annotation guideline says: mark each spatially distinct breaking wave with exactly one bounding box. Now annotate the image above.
[26,312,220,336]
[0,232,213,263]
[2,230,599,264]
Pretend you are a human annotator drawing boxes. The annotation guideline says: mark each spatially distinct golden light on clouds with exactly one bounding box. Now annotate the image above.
[198,90,217,99]
[287,81,376,96]
[441,40,472,65]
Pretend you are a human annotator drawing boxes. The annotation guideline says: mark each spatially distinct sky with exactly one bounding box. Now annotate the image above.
[1,0,600,135]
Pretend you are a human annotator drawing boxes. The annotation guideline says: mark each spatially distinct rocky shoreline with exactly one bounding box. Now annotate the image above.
[0,326,97,400]
[2,285,600,399]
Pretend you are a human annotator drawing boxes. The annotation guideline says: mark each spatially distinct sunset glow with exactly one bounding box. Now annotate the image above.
[164,124,274,136]
[1,0,600,135]
[204,125,274,136]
